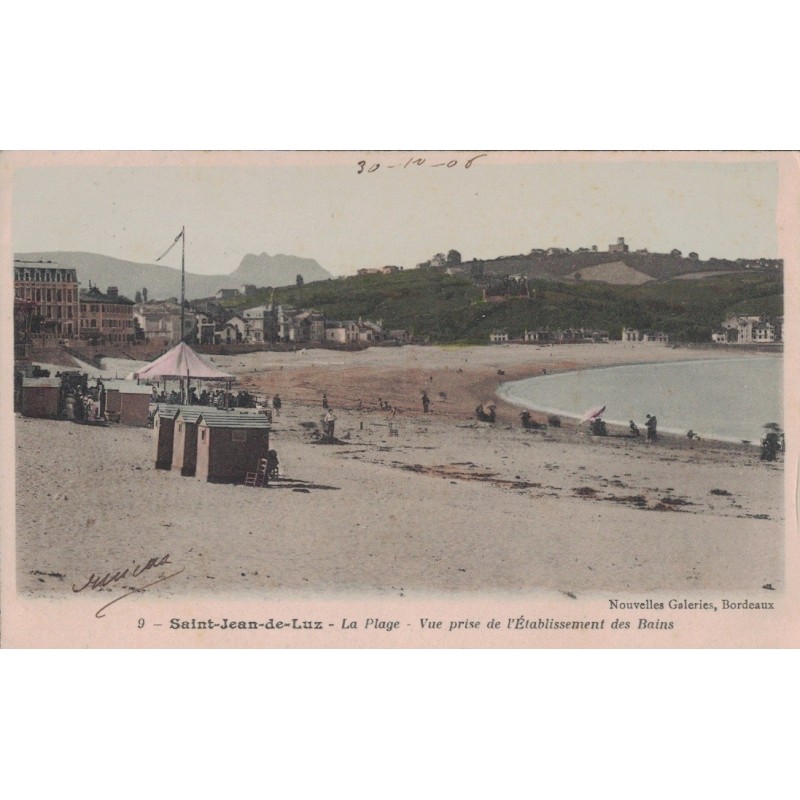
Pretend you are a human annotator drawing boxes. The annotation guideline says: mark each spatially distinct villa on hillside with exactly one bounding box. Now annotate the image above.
[325,318,385,344]
[357,265,402,276]
[712,315,783,344]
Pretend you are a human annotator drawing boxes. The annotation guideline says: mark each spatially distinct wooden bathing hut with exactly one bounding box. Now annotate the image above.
[171,407,215,476]
[195,411,271,483]
[153,405,182,469]
[21,376,61,418]
[104,380,152,426]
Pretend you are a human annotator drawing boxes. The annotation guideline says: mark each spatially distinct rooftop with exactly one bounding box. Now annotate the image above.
[80,286,134,305]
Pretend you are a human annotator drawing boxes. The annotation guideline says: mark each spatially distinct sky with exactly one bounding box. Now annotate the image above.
[10,155,780,277]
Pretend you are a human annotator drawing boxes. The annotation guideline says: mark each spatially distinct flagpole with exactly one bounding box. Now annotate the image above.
[180,225,185,343]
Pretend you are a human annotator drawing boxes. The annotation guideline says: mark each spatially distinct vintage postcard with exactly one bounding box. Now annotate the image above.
[1,150,797,648]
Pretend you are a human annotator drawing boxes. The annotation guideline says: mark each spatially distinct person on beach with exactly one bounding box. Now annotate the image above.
[761,432,780,461]
[629,420,640,437]
[272,394,282,415]
[323,408,336,442]
[267,449,279,480]
[645,414,658,441]
[422,392,430,413]
[322,393,329,410]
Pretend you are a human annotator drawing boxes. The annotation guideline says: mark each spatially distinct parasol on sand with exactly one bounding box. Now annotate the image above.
[581,404,606,422]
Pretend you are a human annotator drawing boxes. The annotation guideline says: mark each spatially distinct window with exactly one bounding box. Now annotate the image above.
[201,429,206,442]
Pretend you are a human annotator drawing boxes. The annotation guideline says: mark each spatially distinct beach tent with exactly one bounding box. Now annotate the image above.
[128,342,235,405]
[127,342,234,382]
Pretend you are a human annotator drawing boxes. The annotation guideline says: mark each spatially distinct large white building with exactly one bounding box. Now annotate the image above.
[713,315,783,344]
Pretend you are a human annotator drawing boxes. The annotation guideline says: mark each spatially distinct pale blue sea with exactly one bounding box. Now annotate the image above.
[497,356,783,443]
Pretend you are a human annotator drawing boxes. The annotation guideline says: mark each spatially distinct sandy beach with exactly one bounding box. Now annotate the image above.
[15,343,783,601]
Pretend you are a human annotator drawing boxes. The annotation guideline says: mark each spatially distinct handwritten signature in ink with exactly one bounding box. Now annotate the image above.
[72,554,184,619]
[356,153,488,174]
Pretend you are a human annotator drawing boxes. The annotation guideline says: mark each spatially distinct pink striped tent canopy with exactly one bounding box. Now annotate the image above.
[128,342,234,382]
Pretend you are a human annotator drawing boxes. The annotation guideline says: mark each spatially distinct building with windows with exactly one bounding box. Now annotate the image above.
[79,286,136,343]
[713,315,783,344]
[622,327,670,344]
[13,260,80,338]
[133,301,195,346]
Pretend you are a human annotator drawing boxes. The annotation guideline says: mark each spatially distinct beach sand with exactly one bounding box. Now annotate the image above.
[15,343,783,601]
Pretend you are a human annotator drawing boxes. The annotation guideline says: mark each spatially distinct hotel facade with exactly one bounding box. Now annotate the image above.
[13,260,80,338]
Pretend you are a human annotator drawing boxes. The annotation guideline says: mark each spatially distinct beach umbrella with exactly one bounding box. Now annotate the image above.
[582,404,606,422]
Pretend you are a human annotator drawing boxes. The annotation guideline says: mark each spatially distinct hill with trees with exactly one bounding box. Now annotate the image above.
[220,265,783,344]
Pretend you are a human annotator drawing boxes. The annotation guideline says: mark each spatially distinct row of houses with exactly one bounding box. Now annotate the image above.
[621,328,670,344]
[489,327,671,344]
[13,262,413,349]
[225,307,411,346]
[356,265,402,276]
[711,315,783,344]
[490,328,611,344]
[134,301,413,348]
[524,237,698,259]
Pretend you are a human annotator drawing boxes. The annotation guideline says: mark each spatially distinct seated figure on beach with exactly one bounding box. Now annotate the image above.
[590,417,607,436]
[521,411,544,430]
[475,404,496,423]
[267,449,279,479]
[629,420,640,437]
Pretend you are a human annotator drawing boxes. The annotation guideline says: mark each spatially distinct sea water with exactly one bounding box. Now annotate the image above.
[497,356,783,443]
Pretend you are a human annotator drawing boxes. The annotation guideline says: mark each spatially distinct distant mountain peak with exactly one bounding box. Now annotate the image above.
[14,250,332,301]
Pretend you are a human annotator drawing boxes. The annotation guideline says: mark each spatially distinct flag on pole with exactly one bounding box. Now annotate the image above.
[155,230,184,262]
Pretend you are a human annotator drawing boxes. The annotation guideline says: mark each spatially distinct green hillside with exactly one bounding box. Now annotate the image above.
[221,269,783,344]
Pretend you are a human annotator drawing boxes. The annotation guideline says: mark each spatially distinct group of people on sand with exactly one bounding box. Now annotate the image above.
[61,375,105,422]
[627,414,658,441]
[150,386,261,409]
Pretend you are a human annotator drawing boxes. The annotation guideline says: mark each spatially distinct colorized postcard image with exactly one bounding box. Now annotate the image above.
[1,150,797,648]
